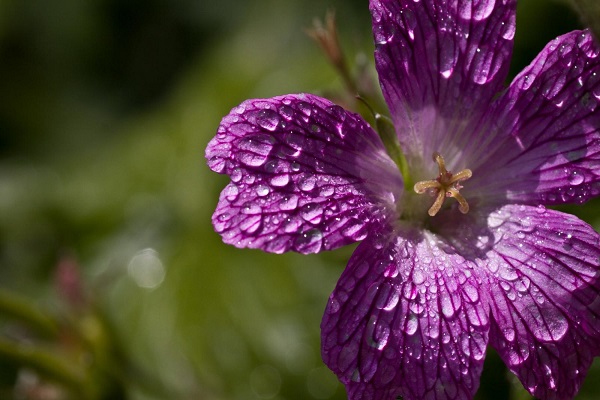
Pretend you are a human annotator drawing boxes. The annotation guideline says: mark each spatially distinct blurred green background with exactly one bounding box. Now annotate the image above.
[1,0,599,399]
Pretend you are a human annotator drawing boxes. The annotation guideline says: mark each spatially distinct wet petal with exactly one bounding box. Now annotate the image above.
[370,0,515,175]
[322,230,490,400]
[483,204,600,399]
[473,30,600,206]
[206,93,403,254]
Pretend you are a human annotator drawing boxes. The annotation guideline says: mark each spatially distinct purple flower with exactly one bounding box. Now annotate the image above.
[206,0,600,399]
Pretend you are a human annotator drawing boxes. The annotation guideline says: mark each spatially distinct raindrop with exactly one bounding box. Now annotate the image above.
[270,174,290,187]
[294,228,323,253]
[238,135,275,167]
[224,184,239,201]
[502,327,516,342]
[231,168,243,182]
[298,101,313,117]
[290,161,301,172]
[366,316,390,350]
[208,156,225,173]
[463,284,479,303]
[412,270,425,284]
[255,185,270,197]
[440,292,455,318]
[404,313,418,335]
[567,169,585,186]
[342,219,367,240]
[242,202,262,215]
[279,195,299,211]
[279,105,295,121]
[299,175,317,191]
[300,203,324,224]
[256,109,281,131]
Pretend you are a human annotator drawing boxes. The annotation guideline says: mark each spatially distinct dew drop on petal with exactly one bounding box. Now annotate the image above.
[440,292,455,318]
[298,101,313,117]
[242,201,262,215]
[270,174,290,187]
[404,313,418,335]
[412,270,425,284]
[366,316,390,350]
[255,185,270,197]
[208,156,225,173]
[256,109,281,131]
[239,214,262,233]
[294,228,323,253]
[300,203,323,224]
[567,169,585,186]
[238,135,275,167]
[299,176,317,191]
[463,284,479,303]
[279,195,299,211]
[224,184,239,201]
[279,105,295,121]
[231,168,243,182]
[502,327,516,342]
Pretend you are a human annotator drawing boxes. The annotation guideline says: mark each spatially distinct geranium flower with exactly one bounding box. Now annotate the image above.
[205,0,600,399]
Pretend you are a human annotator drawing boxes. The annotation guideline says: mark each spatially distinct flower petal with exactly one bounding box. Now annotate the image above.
[370,0,515,174]
[321,230,490,400]
[473,30,600,206]
[482,204,600,399]
[206,93,403,254]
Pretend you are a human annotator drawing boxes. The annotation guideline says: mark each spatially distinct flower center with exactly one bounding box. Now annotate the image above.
[413,152,472,217]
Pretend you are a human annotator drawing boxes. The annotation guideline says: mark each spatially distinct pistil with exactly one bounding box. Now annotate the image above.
[413,152,472,217]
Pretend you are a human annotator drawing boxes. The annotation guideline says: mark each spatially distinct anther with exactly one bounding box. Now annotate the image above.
[413,152,472,217]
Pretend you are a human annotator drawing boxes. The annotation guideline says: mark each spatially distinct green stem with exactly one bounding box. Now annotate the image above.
[0,289,59,337]
[0,337,86,389]
[375,113,413,191]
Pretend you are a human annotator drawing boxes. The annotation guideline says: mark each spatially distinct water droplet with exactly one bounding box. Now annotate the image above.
[270,174,290,187]
[290,161,301,172]
[502,327,516,342]
[208,156,225,173]
[402,282,417,300]
[404,313,418,335]
[239,214,261,233]
[440,292,455,318]
[515,276,531,293]
[300,203,323,224]
[463,284,479,303]
[279,105,295,121]
[567,169,585,186]
[298,101,313,117]
[299,176,317,191]
[237,134,275,167]
[256,109,281,131]
[326,297,340,314]
[255,185,270,197]
[366,317,390,350]
[341,219,367,240]
[294,228,323,253]
[224,184,239,201]
[242,202,261,215]
[279,195,299,211]
[413,270,425,284]
[231,168,243,182]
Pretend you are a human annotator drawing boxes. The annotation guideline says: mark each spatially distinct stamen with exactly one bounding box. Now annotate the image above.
[413,152,473,217]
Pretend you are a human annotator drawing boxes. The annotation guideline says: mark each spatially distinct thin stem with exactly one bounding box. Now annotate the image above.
[0,289,59,337]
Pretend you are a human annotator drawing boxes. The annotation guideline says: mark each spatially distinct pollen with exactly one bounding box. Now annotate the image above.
[413,152,472,217]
